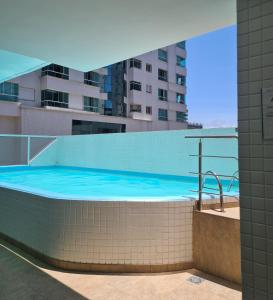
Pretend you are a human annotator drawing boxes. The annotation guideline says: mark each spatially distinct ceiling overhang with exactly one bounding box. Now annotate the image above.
[0,0,236,79]
[0,50,47,83]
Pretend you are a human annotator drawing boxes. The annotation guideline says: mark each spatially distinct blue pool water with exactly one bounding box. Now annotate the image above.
[0,166,239,201]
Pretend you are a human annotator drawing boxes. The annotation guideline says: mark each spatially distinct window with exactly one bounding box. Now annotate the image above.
[129,58,142,69]
[41,64,69,80]
[146,106,152,115]
[83,96,101,113]
[146,63,152,72]
[123,60,127,73]
[146,84,152,93]
[41,90,69,108]
[84,71,101,87]
[176,55,186,68]
[176,41,186,50]
[103,70,112,93]
[0,82,19,101]
[123,80,127,97]
[176,93,185,104]
[104,99,113,115]
[130,104,142,113]
[176,74,186,86]
[176,111,188,122]
[130,81,142,91]
[158,69,168,81]
[158,108,168,121]
[158,49,168,62]
[72,120,126,135]
[158,88,168,101]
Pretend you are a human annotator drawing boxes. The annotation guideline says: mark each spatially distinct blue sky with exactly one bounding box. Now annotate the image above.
[186,25,237,128]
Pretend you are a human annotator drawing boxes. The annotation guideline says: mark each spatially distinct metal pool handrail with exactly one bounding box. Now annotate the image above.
[185,134,238,211]
[227,170,239,192]
[190,170,229,212]
[0,134,57,165]
[202,171,224,212]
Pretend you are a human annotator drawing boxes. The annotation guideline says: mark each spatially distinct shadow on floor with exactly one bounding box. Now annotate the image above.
[0,239,88,300]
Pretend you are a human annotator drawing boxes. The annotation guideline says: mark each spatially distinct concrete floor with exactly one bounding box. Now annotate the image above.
[0,239,241,300]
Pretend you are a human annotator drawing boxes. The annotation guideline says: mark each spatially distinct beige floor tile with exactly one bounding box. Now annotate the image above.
[0,239,241,300]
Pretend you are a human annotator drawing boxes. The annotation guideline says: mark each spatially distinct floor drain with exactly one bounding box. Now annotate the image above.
[187,275,204,285]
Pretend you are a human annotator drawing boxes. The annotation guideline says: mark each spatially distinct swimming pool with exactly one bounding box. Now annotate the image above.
[0,166,239,272]
[0,166,238,200]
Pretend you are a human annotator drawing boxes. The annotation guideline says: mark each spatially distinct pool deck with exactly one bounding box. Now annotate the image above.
[201,207,240,220]
[0,238,241,300]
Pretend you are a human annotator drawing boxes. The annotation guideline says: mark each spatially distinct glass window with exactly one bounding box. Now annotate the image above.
[130,81,142,91]
[72,120,126,135]
[158,108,168,121]
[176,111,188,122]
[41,64,69,80]
[129,58,142,69]
[146,84,152,93]
[123,60,127,73]
[123,80,127,97]
[176,41,186,50]
[84,71,101,87]
[103,74,112,93]
[130,104,142,113]
[146,106,152,115]
[0,82,19,101]
[158,69,168,81]
[41,90,69,108]
[158,88,168,101]
[146,63,152,72]
[176,56,186,67]
[158,49,168,62]
[83,96,101,113]
[104,99,113,115]
[176,74,186,86]
[176,93,185,104]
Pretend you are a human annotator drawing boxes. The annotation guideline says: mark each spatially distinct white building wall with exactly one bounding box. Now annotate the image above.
[10,71,41,107]
[0,116,20,134]
[0,42,188,135]
[19,106,155,136]
[128,44,187,129]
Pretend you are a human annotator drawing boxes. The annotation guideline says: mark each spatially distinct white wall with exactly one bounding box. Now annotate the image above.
[19,106,154,135]
[31,128,238,178]
[10,70,41,107]
[0,116,19,134]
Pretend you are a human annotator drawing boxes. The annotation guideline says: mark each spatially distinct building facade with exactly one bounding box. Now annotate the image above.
[0,41,188,135]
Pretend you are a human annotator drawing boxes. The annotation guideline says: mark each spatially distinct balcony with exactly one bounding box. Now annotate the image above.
[129,112,152,121]
[41,75,102,99]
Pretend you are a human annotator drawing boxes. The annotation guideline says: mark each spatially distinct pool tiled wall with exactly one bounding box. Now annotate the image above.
[0,187,194,269]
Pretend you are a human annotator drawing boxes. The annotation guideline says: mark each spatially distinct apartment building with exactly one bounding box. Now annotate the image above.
[0,41,188,135]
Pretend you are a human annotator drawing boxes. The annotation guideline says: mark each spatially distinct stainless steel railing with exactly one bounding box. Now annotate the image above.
[193,170,224,212]
[227,170,239,192]
[185,135,239,211]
